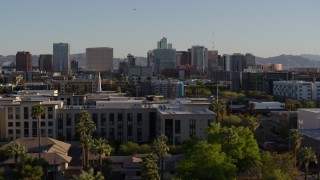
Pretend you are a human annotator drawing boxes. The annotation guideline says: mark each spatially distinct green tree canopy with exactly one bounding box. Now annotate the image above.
[176,141,236,180]
[297,147,317,180]
[5,142,26,169]
[206,123,261,173]
[72,168,104,180]
[140,153,160,180]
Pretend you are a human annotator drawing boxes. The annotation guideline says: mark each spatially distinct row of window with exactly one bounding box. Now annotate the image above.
[8,121,54,128]
[8,107,54,120]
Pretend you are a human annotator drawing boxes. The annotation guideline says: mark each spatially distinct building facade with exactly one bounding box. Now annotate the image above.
[151,38,176,75]
[273,81,320,100]
[53,43,70,74]
[71,60,79,73]
[191,46,208,75]
[0,93,214,145]
[86,47,113,72]
[16,52,32,72]
[38,54,53,72]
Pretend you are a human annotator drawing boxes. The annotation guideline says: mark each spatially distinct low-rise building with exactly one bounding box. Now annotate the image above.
[0,92,215,145]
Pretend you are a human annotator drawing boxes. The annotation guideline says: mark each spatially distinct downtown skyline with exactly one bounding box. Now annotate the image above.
[1,0,319,58]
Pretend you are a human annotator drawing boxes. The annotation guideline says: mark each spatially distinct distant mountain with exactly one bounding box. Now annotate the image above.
[255,54,320,69]
[300,54,320,61]
[0,53,148,70]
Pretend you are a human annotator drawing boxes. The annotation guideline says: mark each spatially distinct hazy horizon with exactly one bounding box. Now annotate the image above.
[1,0,319,58]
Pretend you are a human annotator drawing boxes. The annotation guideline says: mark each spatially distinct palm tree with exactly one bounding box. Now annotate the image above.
[76,110,96,168]
[5,142,26,169]
[151,135,169,180]
[289,129,303,167]
[210,100,227,123]
[140,153,160,180]
[80,134,94,168]
[91,138,112,172]
[297,147,317,180]
[72,168,104,180]
[31,104,46,160]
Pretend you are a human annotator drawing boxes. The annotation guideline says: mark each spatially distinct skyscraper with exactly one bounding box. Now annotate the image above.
[151,37,176,75]
[38,54,53,72]
[53,43,70,73]
[191,46,208,74]
[71,60,79,73]
[86,47,113,72]
[16,51,32,72]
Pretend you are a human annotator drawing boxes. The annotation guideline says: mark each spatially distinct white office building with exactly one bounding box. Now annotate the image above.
[273,81,320,100]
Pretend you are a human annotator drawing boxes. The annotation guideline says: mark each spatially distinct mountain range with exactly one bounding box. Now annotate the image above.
[1,54,320,70]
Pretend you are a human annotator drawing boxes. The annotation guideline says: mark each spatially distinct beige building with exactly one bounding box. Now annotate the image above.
[86,47,113,72]
[297,109,320,129]
[0,92,215,145]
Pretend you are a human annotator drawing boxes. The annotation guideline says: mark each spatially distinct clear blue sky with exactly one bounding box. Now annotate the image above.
[1,0,319,58]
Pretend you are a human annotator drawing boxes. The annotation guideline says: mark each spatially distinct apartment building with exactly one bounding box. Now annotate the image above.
[0,92,215,145]
[273,81,320,100]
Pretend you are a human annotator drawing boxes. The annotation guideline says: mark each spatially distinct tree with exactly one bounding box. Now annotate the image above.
[260,151,297,179]
[151,135,169,180]
[140,153,160,180]
[206,124,261,174]
[297,147,317,180]
[72,168,104,180]
[242,116,260,132]
[289,129,303,167]
[210,100,227,123]
[81,134,94,168]
[5,142,26,169]
[91,138,112,172]
[31,104,46,160]
[176,141,236,180]
[76,110,96,168]
[19,164,44,180]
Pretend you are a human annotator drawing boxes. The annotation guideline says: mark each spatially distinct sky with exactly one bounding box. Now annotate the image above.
[0,0,319,58]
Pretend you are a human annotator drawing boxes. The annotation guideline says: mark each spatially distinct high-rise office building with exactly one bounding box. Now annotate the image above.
[38,54,53,72]
[16,52,32,72]
[86,47,113,72]
[176,51,191,67]
[191,46,208,74]
[151,37,176,75]
[208,50,219,74]
[71,60,79,73]
[127,54,136,67]
[53,43,70,73]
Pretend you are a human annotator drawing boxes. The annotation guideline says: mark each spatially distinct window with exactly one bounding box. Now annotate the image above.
[16,129,21,137]
[189,119,196,137]
[48,129,53,138]
[48,121,53,126]
[16,122,20,127]
[8,107,13,119]
[24,129,29,137]
[175,120,181,134]
[101,113,106,126]
[41,122,46,126]
[92,113,98,127]
[15,107,20,119]
[137,113,142,126]
[8,122,13,127]
[109,113,114,126]
[24,107,29,119]
[8,129,13,135]
[24,122,29,128]
[32,122,37,128]
[137,128,142,141]
[66,114,72,126]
